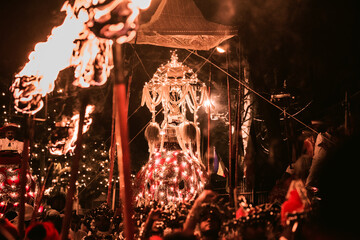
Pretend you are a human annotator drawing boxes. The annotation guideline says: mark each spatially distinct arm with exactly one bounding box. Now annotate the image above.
[182,189,217,235]
[141,208,162,240]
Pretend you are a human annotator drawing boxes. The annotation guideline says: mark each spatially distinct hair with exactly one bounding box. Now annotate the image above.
[198,203,222,224]
[163,232,197,240]
[95,215,111,232]
[47,192,66,212]
[25,222,60,240]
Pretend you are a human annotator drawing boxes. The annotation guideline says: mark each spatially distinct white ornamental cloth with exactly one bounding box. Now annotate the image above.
[0,138,24,154]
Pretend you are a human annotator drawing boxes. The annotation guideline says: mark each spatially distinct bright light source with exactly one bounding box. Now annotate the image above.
[134,0,152,10]
[216,46,226,53]
[204,99,211,107]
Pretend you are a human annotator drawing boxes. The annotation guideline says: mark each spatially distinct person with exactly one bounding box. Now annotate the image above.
[43,192,66,235]
[141,208,165,240]
[0,123,23,154]
[183,189,222,240]
[24,221,60,240]
[305,123,344,193]
[0,123,35,214]
[0,218,20,240]
[197,204,222,240]
[70,219,89,240]
[11,203,34,230]
[163,231,197,240]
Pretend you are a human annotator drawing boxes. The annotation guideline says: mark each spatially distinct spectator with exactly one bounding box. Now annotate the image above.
[197,204,222,240]
[0,123,23,154]
[25,222,60,240]
[44,192,66,234]
[183,190,222,240]
[11,203,34,230]
[141,209,165,240]
[305,123,344,191]
[0,218,20,240]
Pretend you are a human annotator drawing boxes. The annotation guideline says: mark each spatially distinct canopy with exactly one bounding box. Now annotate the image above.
[132,0,238,50]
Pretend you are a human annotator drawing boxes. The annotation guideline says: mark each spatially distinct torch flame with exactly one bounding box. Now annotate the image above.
[49,105,95,155]
[16,3,86,96]
[11,0,150,115]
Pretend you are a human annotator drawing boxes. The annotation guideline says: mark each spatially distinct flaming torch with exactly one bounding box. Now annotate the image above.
[49,105,95,156]
[10,2,94,114]
[10,0,150,115]
[9,0,151,239]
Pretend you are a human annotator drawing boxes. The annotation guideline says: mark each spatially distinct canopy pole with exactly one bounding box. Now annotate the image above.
[207,68,211,174]
[226,52,233,205]
[60,98,87,240]
[113,42,134,240]
[107,86,117,207]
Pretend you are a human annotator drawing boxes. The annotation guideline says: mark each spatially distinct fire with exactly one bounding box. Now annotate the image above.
[11,3,88,114]
[49,105,95,155]
[11,0,151,115]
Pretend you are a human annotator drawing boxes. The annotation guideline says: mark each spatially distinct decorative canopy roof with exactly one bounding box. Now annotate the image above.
[133,0,238,50]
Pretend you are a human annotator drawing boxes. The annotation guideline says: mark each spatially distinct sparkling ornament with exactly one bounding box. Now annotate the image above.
[0,167,36,213]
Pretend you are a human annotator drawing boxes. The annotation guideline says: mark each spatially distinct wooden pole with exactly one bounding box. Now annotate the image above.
[207,68,211,174]
[226,53,233,205]
[113,43,134,240]
[234,39,243,204]
[31,162,54,223]
[60,100,87,240]
[235,81,241,189]
[107,86,117,206]
[18,115,32,238]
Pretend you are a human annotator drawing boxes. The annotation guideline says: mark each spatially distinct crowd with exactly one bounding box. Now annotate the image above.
[0,189,283,240]
[1,118,359,240]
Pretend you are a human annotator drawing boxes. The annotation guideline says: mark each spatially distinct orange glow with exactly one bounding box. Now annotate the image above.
[49,105,95,155]
[15,3,86,95]
[11,0,151,114]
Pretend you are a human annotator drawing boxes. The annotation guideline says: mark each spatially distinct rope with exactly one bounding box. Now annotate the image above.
[130,44,152,80]
[194,48,216,75]
[185,49,321,137]
[129,107,164,144]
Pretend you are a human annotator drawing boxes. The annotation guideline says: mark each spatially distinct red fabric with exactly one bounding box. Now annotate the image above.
[281,190,304,225]
[236,206,248,219]
[149,236,163,240]
[25,222,60,240]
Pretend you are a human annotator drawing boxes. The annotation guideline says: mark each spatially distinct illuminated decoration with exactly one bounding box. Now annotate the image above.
[48,105,95,155]
[136,51,209,205]
[10,0,150,115]
[141,51,208,159]
[135,149,205,205]
[0,167,36,213]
